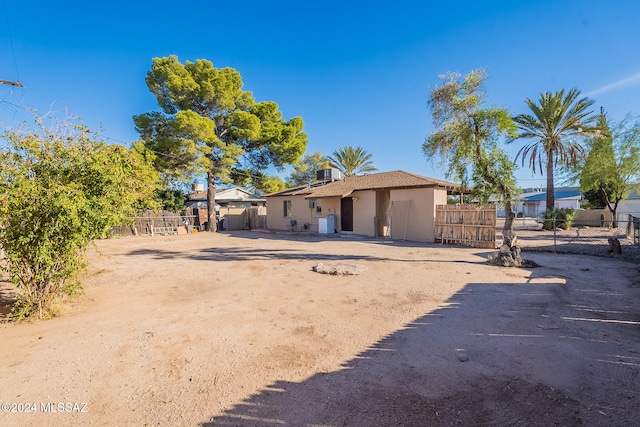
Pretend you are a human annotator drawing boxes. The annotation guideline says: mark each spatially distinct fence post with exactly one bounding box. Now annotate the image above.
[553,218,557,253]
[635,215,640,257]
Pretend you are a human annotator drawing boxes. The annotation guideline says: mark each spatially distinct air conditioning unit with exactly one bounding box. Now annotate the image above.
[316,168,344,182]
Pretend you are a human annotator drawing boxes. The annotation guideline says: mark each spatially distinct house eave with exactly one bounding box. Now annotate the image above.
[304,184,458,199]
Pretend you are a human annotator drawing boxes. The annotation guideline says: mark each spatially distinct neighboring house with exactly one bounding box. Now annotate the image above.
[511,187,582,217]
[618,190,640,220]
[266,171,459,242]
[187,187,266,230]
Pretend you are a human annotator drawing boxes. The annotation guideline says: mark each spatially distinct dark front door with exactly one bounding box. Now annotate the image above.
[341,197,353,231]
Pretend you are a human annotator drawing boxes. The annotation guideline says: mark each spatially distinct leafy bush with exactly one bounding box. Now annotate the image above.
[0,118,159,319]
[541,208,577,230]
[154,188,188,213]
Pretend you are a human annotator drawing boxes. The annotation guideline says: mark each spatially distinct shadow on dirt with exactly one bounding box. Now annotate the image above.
[123,231,496,266]
[125,246,495,266]
[0,279,15,319]
[126,246,389,263]
[203,266,639,426]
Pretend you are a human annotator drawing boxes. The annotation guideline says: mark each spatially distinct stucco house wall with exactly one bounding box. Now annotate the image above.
[265,171,458,241]
[618,199,640,220]
[520,198,581,217]
[266,194,342,232]
[556,199,580,210]
[267,194,309,231]
[351,190,376,236]
[389,188,446,242]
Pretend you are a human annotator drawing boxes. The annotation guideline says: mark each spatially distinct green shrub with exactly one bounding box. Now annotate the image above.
[0,118,159,319]
[561,208,578,229]
[542,209,556,230]
[542,208,577,230]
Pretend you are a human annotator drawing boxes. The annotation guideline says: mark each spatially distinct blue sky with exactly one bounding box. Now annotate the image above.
[0,0,638,189]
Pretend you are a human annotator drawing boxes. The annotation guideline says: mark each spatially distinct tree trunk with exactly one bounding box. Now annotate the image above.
[502,199,516,246]
[609,200,619,228]
[489,198,531,267]
[206,171,217,232]
[546,153,555,212]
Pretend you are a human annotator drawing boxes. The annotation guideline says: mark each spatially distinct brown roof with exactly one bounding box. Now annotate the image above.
[268,171,459,199]
[265,181,326,197]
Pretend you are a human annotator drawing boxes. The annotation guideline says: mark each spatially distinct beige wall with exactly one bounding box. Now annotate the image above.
[267,187,448,240]
[389,188,447,242]
[266,195,341,232]
[351,190,376,235]
[574,209,613,226]
[343,187,447,241]
[434,189,448,211]
[390,189,423,241]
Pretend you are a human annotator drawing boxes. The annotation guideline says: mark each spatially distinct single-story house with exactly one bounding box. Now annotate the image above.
[187,187,266,230]
[187,187,266,210]
[266,171,459,242]
[618,190,640,220]
[513,187,582,217]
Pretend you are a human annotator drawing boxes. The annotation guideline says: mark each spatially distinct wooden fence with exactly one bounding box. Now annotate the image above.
[219,206,267,230]
[185,206,266,231]
[435,204,497,249]
[111,206,268,237]
[111,210,195,237]
[246,206,267,229]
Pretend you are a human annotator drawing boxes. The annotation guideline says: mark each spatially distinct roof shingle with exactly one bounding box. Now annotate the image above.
[268,171,458,198]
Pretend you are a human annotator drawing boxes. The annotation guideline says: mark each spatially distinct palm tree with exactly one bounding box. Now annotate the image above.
[328,146,378,176]
[510,88,598,211]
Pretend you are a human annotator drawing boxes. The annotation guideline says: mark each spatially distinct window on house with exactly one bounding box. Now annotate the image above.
[283,200,291,217]
[316,198,322,213]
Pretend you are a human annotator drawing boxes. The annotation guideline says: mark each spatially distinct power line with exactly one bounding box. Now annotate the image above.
[0,100,34,126]
[2,0,21,85]
[0,102,283,184]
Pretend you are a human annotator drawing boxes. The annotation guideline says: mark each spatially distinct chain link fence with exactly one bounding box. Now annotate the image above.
[497,215,640,261]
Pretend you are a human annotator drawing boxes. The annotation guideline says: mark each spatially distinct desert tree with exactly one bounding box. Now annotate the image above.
[328,146,377,176]
[229,168,288,194]
[0,116,159,319]
[287,151,331,186]
[579,109,640,225]
[134,56,308,231]
[511,88,598,211]
[154,188,188,213]
[258,176,288,194]
[424,69,522,265]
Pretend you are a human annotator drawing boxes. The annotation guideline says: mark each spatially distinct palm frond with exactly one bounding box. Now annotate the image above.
[510,88,595,209]
[328,146,378,176]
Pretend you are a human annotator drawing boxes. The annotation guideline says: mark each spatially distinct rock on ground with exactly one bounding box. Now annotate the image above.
[313,263,366,275]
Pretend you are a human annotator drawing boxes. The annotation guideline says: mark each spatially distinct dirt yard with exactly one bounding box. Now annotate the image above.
[1,231,639,426]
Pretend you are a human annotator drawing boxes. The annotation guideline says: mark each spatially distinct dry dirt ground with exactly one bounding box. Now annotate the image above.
[1,231,639,426]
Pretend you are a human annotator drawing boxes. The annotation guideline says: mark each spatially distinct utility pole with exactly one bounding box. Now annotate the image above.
[0,79,22,87]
